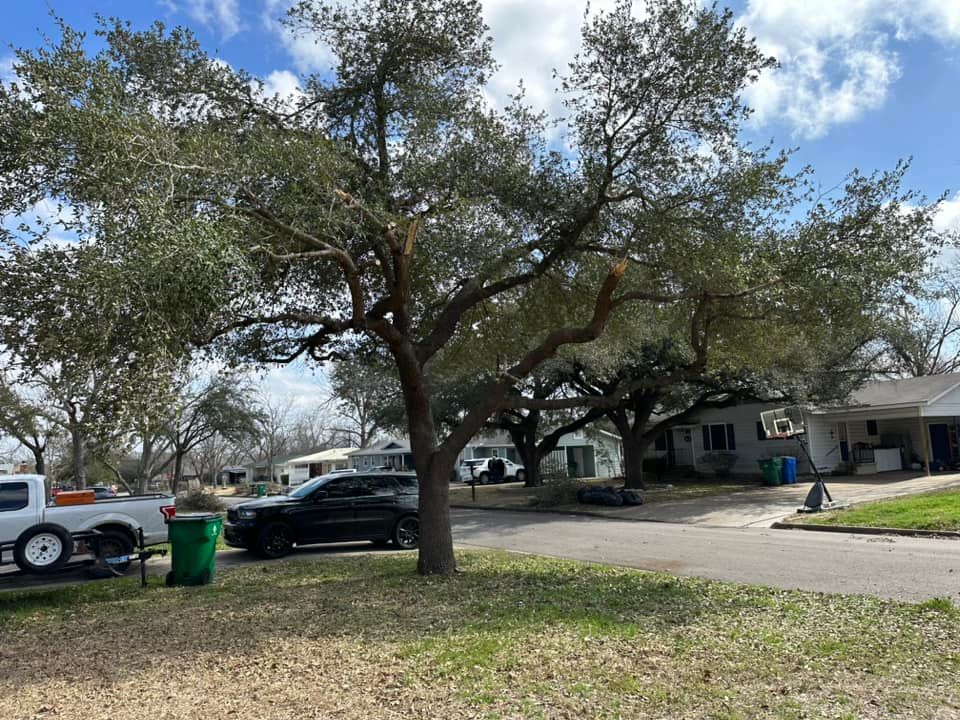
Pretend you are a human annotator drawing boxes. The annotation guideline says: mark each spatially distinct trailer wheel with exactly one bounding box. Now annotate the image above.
[88,531,135,578]
[14,524,73,574]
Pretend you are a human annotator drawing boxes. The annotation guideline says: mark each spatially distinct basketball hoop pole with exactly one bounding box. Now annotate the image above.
[793,431,832,504]
[761,406,838,511]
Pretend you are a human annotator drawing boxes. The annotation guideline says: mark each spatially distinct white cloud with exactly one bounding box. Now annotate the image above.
[0,56,15,84]
[260,362,330,407]
[935,193,960,234]
[481,0,616,114]
[261,69,301,99]
[262,0,334,74]
[739,0,960,139]
[261,0,960,141]
[187,0,243,40]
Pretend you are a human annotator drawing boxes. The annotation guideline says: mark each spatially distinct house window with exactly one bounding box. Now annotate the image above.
[756,421,767,441]
[866,419,878,436]
[702,424,736,451]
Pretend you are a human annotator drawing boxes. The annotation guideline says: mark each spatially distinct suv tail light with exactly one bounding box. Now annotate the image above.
[160,505,177,521]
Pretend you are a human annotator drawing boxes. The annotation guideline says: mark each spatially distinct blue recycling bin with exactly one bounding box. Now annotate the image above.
[780,456,798,484]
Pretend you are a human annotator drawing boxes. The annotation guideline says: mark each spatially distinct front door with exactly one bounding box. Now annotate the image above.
[837,423,849,462]
[929,424,951,466]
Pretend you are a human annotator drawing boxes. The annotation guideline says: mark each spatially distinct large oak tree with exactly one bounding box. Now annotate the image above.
[0,1,941,573]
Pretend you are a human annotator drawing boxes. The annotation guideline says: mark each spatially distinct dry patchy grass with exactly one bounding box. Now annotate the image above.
[1,552,959,719]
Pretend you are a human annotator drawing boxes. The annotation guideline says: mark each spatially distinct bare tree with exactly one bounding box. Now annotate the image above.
[883,283,960,376]
[167,373,262,493]
[329,363,388,448]
[0,373,55,478]
[250,393,295,482]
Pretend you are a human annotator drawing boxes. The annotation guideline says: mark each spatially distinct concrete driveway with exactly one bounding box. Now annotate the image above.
[596,470,960,527]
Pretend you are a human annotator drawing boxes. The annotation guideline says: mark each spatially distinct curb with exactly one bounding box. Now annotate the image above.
[449,503,654,523]
[771,521,960,539]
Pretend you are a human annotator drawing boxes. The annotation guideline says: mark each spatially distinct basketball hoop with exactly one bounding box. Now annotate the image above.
[758,406,843,513]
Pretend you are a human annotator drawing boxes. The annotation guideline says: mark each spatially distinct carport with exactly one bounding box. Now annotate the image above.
[809,375,960,476]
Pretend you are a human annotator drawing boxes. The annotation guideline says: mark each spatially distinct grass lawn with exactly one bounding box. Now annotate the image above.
[2,552,959,719]
[796,487,960,531]
[448,476,761,513]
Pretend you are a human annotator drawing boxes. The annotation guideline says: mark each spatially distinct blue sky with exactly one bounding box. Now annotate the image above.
[3,0,958,218]
[3,0,960,399]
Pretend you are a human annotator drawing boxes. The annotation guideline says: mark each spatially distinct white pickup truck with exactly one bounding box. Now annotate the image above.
[0,475,175,575]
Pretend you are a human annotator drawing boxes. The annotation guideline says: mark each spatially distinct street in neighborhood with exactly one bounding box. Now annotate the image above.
[452,509,960,603]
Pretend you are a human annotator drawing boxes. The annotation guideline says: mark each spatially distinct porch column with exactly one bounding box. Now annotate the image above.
[918,414,931,476]
[690,429,698,473]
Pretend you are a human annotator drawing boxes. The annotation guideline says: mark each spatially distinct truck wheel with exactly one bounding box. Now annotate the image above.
[14,524,73,574]
[255,521,295,559]
[88,531,134,578]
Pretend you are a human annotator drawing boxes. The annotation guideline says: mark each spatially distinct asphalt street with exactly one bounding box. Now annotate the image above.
[451,508,960,603]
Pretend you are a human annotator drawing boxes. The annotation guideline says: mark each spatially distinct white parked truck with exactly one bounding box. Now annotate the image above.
[0,475,175,575]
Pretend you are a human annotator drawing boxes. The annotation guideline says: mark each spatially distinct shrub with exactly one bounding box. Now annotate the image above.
[176,488,226,513]
[234,482,251,496]
[700,451,738,477]
[531,478,588,507]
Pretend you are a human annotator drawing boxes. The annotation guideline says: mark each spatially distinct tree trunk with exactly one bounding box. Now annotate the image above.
[610,412,646,489]
[32,448,45,476]
[70,427,87,489]
[505,421,542,488]
[397,349,456,576]
[621,433,647,490]
[172,452,184,495]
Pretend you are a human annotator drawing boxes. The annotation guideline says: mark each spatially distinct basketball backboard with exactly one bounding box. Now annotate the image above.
[760,406,806,439]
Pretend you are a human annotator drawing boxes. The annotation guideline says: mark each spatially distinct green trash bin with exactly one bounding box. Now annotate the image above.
[256,483,267,497]
[165,513,222,587]
[758,458,783,486]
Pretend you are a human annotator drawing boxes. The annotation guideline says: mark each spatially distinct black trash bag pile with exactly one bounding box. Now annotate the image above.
[577,486,644,507]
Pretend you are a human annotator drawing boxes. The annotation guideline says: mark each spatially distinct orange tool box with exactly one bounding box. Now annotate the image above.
[53,490,96,506]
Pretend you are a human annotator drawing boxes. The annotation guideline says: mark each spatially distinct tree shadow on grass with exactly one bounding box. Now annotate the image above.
[0,551,757,689]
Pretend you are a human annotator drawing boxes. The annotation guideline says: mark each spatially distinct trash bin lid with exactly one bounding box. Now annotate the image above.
[167,513,221,522]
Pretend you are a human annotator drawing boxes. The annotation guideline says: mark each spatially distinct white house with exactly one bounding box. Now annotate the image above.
[242,447,358,486]
[349,429,622,478]
[458,429,622,478]
[280,447,358,486]
[650,374,960,477]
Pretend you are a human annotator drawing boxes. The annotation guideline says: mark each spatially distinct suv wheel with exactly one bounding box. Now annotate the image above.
[393,516,420,550]
[515,469,527,483]
[478,471,490,485]
[255,521,295,559]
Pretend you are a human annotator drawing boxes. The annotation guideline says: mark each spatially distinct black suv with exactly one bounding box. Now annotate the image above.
[224,472,420,558]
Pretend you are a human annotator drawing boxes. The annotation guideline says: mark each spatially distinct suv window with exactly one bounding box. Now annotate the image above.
[321,477,365,498]
[364,477,398,496]
[393,476,418,495]
[0,482,29,512]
